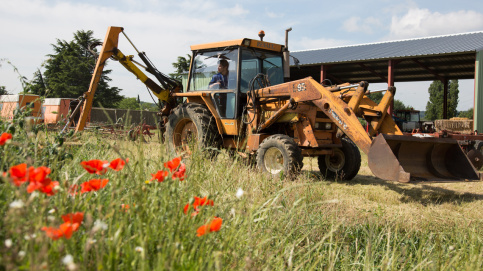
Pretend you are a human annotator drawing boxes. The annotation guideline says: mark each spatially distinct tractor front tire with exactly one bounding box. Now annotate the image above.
[256,134,303,179]
[318,137,361,181]
[165,103,221,156]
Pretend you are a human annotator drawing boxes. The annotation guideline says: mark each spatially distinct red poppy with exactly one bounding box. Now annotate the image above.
[196,217,223,237]
[80,160,109,175]
[172,163,186,181]
[80,179,109,193]
[121,204,130,212]
[9,163,28,186]
[150,170,169,182]
[193,196,214,209]
[58,223,76,239]
[109,158,128,171]
[40,181,59,196]
[184,196,214,216]
[42,212,83,240]
[164,157,181,172]
[42,222,76,240]
[0,132,12,146]
[26,166,53,193]
[61,212,84,230]
[41,226,64,240]
[183,203,190,214]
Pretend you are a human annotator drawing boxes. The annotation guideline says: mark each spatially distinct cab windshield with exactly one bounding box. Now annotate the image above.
[189,49,238,91]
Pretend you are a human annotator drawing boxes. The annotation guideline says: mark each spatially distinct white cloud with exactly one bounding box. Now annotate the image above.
[0,0,256,101]
[342,17,383,34]
[388,8,483,39]
[266,9,284,19]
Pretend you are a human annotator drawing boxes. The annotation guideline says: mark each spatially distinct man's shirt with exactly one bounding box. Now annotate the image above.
[209,73,228,89]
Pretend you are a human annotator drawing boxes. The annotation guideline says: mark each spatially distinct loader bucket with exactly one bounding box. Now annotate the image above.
[367,134,481,183]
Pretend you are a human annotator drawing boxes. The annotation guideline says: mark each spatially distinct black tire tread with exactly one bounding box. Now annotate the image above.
[166,103,221,154]
[257,134,303,178]
[318,137,361,181]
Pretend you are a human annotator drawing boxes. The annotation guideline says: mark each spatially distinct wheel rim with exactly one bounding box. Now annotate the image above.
[325,148,345,172]
[173,118,198,153]
[264,147,284,174]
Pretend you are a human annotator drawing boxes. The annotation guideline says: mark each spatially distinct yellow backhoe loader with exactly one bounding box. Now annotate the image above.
[71,26,481,183]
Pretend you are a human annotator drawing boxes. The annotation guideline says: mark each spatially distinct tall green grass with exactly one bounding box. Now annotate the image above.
[1,115,482,270]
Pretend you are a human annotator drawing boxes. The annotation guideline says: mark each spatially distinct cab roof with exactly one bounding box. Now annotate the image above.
[190,38,284,53]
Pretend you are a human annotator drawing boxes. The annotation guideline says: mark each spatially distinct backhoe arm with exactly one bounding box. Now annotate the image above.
[75,26,180,132]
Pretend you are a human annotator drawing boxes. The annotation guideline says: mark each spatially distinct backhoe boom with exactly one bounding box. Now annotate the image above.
[75,26,180,132]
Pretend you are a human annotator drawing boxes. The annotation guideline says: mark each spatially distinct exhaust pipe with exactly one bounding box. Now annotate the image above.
[283,27,292,81]
[368,134,481,182]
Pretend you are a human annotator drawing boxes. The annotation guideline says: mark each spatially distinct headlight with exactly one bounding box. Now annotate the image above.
[314,122,332,130]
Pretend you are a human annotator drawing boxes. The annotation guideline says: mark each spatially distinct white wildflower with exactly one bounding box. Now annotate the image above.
[93,219,108,232]
[5,239,12,248]
[47,216,56,222]
[236,188,244,198]
[62,254,77,271]
[24,234,34,240]
[48,209,56,214]
[9,200,24,209]
[18,251,26,258]
[135,246,144,253]
[62,255,74,265]
[87,238,97,245]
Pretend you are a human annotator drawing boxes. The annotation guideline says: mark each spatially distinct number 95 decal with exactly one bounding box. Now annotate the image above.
[293,82,306,92]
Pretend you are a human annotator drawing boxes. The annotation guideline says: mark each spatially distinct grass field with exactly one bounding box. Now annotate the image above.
[1,125,482,270]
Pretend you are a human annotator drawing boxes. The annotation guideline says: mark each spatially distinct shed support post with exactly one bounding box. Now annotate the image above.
[475,51,483,132]
[443,79,449,119]
[320,64,327,84]
[388,60,395,115]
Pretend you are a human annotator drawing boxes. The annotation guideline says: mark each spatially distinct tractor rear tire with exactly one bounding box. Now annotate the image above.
[318,137,361,181]
[256,134,303,179]
[165,103,221,156]
[475,140,483,155]
[473,140,483,169]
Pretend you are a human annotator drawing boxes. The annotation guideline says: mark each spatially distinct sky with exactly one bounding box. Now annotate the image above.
[1,0,483,111]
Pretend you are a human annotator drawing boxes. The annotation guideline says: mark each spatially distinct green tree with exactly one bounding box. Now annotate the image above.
[0,86,8,95]
[28,30,123,107]
[169,54,191,81]
[117,97,141,110]
[368,91,410,111]
[140,102,158,111]
[425,80,459,120]
[368,92,383,104]
[394,99,408,111]
[458,108,473,119]
[27,69,48,96]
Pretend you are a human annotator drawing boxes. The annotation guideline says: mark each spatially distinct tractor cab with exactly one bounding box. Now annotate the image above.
[186,39,285,128]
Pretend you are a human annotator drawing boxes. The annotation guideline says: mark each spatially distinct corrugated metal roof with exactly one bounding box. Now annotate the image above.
[291,31,483,66]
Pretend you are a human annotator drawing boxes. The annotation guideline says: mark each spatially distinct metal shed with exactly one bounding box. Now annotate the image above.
[42,98,75,124]
[0,94,42,121]
[290,31,483,132]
